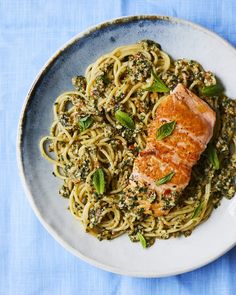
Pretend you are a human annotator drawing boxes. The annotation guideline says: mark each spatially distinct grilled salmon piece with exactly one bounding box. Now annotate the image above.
[131,83,216,216]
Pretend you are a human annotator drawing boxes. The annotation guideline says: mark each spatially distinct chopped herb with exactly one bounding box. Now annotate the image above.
[115,110,135,130]
[191,202,203,218]
[59,114,70,127]
[208,145,220,170]
[92,168,105,194]
[156,121,176,140]
[59,185,70,198]
[146,70,170,93]
[140,39,161,50]
[101,74,110,85]
[72,75,87,91]
[156,171,175,186]
[137,233,147,248]
[201,83,224,96]
[78,116,93,132]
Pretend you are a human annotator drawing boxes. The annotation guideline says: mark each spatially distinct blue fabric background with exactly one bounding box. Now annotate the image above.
[1,1,236,294]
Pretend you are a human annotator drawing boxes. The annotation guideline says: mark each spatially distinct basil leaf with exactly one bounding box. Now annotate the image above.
[137,233,147,248]
[115,110,135,130]
[156,121,176,140]
[208,145,220,170]
[92,168,105,194]
[78,116,93,132]
[156,171,175,186]
[191,202,203,219]
[201,83,224,96]
[146,71,170,93]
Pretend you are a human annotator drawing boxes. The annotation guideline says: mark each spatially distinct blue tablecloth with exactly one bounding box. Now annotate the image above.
[1,0,236,294]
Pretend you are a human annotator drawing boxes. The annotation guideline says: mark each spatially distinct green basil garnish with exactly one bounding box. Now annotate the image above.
[92,168,105,194]
[137,233,147,248]
[201,83,224,96]
[156,171,175,186]
[146,70,170,93]
[191,202,203,219]
[78,116,93,132]
[208,145,220,170]
[156,121,176,140]
[115,110,135,130]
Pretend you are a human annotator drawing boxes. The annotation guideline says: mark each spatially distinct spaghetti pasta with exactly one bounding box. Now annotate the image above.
[40,40,236,247]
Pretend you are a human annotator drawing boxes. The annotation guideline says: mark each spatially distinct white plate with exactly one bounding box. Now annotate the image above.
[17,16,236,277]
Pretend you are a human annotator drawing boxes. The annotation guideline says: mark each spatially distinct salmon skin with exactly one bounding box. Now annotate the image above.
[130,83,216,216]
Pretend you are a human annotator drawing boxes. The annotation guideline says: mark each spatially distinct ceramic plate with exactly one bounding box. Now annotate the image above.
[17,16,236,277]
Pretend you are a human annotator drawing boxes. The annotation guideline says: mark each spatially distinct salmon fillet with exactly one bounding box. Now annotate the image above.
[130,83,216,216]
